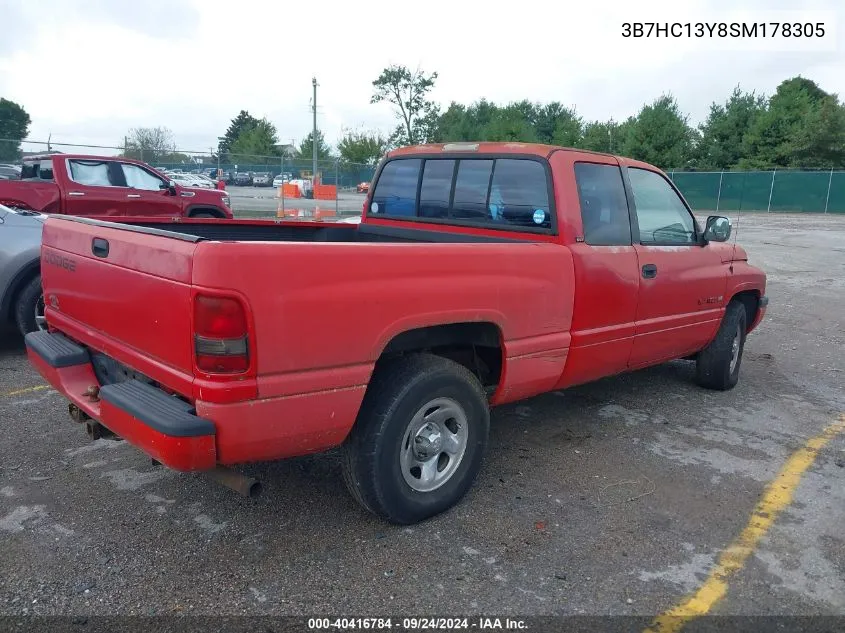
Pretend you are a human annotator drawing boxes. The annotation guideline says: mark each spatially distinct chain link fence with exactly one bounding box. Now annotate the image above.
[4,137,845,213]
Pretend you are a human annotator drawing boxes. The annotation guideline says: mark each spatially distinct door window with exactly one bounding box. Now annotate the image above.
[629,168,696,244]
[121,163,166,191]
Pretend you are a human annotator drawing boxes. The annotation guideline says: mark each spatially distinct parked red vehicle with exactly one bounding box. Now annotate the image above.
[26,142,767,524]
[0,154,233,219]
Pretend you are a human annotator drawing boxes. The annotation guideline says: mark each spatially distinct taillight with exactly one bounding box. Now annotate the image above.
[193,295,249,374]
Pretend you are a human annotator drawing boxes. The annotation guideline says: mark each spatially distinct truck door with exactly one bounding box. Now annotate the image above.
[554,153,640,389]
[63,159,128,217]
[626,165,728,368]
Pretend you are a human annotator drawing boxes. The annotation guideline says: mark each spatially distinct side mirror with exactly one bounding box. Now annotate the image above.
[165,180,177,195]
[703,215,731,243]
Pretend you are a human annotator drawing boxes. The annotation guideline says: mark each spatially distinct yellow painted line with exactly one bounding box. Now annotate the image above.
[1,385,51,398]
[645,414,845,633]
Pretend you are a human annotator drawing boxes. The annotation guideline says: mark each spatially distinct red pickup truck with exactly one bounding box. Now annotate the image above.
[26,142,767,524]
[0,154,233,219]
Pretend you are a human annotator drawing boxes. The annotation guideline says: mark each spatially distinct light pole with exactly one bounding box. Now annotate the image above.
[312,77,318,184]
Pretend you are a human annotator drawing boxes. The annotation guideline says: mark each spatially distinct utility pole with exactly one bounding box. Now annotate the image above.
[124,135,129,157]
[312,76,318,184]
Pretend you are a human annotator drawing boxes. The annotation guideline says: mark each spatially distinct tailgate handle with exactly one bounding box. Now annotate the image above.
[92,238,109,258]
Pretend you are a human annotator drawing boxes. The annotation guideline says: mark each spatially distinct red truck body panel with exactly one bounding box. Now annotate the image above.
[27,143,767,475]
[0,154,233,219]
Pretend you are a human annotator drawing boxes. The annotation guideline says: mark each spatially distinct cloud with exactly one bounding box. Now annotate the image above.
[0,0,843,154]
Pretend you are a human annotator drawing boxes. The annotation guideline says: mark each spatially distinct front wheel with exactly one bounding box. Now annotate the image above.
[342,354,490,524]
[695,300,747,391]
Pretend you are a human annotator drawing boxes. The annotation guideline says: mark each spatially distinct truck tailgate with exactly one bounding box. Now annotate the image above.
[40,217,199,382]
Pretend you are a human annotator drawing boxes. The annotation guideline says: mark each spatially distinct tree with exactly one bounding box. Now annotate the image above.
[123,126,177,163]
[741,77,839,168]
[550,108,583,147]
[337,129,388,165]
[0,98,31,161]
[579,120,626,153]
[789,94,845,168]
[296,130,334,161]
[622,95,697,168]
[229,117,280,163]
[218,110,261,159]
[482,104,538,142]
[372,65,439,146]
[696,86,767,169]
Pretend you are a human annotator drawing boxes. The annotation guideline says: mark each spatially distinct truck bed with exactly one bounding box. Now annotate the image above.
[70,216,522,244]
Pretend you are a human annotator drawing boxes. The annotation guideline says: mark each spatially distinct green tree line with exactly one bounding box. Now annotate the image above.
[372,68,845,171]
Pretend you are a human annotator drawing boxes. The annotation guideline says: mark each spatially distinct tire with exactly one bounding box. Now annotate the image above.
[342,354,490,524]
[190,211,216,218]
[14,274,45,336]
[695,300,747,391]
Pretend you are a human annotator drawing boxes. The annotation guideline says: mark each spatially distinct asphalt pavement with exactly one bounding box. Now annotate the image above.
[1,213,843,621]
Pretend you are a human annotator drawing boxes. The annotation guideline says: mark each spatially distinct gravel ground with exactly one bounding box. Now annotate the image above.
[0,212,844,620]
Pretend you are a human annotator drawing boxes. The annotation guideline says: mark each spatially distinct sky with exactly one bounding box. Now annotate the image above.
[0,0,842,156]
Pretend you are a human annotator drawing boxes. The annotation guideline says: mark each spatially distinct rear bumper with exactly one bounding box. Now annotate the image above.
[25,330,367,470]
[26,331,216,471]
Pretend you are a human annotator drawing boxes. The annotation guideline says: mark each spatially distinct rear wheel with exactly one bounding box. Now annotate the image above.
[14,275,46,336]
[342,354,490,524]
[190,211,217,218]
[695,300,747,391]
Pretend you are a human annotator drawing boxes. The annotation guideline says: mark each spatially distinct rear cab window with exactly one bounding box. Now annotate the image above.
[573,163,632,246]
[369,155,553,232]
[20,159,54,181]
[68,159,126,187]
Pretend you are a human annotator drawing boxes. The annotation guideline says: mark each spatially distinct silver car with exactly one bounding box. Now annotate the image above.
[0,204,45,336]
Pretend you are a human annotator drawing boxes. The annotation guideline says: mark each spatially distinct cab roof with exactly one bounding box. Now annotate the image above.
[387,142,617,160]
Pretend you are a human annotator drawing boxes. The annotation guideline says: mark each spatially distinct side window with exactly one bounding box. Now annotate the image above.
[574,162,631,246]
[419,159,454,219]
[451,160,493,221]
[38,160,54,181]
[68,160,114,187]
[629,168,696,245]
[489,159,551,229]
[370,159,420,217]
[122,163,165,191]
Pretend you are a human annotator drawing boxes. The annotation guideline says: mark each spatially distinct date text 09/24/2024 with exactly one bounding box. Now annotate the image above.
[622,22,826,38]
[307,618,528,630]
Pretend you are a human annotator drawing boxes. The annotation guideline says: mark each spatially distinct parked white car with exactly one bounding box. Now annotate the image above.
[170,173,214,189]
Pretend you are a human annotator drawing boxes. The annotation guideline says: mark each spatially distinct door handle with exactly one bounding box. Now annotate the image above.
[127,194,141,198]
[68,191,85,197]
[92,238,109,258]
[642,263,658,279]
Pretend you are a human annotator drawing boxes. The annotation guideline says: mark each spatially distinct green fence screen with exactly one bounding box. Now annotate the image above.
[667,170,845,213]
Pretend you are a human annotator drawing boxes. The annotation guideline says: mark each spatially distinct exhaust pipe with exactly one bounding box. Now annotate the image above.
[206,466,262,498]
[85,420,118,440]
[68,403,89,424]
